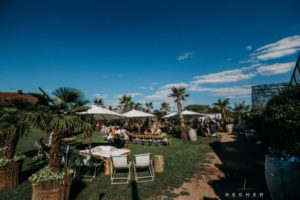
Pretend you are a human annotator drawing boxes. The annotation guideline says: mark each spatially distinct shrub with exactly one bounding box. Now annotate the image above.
[263,84,300,157]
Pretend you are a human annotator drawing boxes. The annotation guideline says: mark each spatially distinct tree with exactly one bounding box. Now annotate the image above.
[118,95,133,113]
[212,98,231,119]
[153,109,164,119]
[52,87,90,109]
[184,104,212,113]
[30,87,92,173]
[168,87,190,139]
[145,102,153,113]
[134,102,143,111]
[93,98,105,108]
[160,102,170,115]
[232,101,250,116]
[0,99,33,159]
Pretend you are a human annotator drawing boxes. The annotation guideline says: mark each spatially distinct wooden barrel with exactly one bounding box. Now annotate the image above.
[32,174,73,200]
[154,155,164,173]
[188,129,197,141]
[0,161,20,190]
[265,155,300,200]
[226,124,233,133]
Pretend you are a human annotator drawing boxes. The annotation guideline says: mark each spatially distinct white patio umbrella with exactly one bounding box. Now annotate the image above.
[77,105,125,146]
[123,109,155,118]
[162,110,204,118]
[78,105,125,120]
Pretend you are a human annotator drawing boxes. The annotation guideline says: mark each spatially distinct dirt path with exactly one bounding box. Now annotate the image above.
[170,132,236,200]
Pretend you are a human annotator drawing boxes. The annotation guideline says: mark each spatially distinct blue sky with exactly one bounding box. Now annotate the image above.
[0,0,300,110]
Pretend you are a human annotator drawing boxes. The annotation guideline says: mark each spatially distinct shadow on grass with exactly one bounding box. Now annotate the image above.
[208,133,270,199]
[69,179,87,200]
[131,180,139,200]
[20,150,47,183]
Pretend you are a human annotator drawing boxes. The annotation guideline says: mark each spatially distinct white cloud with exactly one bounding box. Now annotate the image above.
[161,82,189,89]
[116,92,142,98]
[93,94,107,99]
[257,62,295,76]
[139,86,154,90]
[188,85,251,98]
[190,68,256,87]
[255,35,300,60]
[145,90,170,100]
[177,51,194,61]
[246,45,252,51]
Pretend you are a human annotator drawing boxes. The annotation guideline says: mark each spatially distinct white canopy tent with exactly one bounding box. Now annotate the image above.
[162,110,204,118]
[77,105,125,120]
[123,109,155,118]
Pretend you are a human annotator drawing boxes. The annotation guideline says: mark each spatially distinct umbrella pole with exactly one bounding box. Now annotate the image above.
[89,135,92,148]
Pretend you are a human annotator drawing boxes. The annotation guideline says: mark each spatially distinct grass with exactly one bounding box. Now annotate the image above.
[0,128,218,200]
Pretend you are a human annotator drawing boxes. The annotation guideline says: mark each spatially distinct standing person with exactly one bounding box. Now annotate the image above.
[210,122,216,137]
[206,123,211,137]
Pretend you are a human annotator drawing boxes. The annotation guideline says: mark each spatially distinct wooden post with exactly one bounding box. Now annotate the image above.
[154,155,164,173]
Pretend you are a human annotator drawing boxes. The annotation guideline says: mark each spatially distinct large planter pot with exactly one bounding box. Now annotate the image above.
[32,174,73,200]
[226,123,233,133]
[0,161,23,190]
[188,128,197,141]
[265,155,300,200]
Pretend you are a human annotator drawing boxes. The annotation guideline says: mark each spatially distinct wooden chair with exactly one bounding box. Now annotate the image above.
[144,134,152,146]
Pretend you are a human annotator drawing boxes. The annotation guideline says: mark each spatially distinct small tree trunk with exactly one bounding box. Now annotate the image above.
[222,108,226,119]
[177,99,185,127]
[49,131,63,173]
[6,132,20,159]
[177,99,187,140]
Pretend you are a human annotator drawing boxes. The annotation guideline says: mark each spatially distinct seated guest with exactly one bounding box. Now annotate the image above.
[115,127,121,135]
[120,128,129,140]
[39,138,50,152]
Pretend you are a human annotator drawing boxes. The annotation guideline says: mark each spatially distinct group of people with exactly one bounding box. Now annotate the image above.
[99,117,220,144]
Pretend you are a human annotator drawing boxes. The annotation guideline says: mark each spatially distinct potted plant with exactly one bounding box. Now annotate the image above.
[262,84,300,200]
[0,102,30,190]
[28,87,93,200]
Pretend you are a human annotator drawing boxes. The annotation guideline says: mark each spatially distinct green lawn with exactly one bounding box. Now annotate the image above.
[0,129,217,200]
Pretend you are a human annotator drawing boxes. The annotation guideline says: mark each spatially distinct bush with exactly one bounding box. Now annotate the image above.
[263,84,300,157]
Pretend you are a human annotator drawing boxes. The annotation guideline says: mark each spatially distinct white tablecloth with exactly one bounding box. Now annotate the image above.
[80,145,130,158]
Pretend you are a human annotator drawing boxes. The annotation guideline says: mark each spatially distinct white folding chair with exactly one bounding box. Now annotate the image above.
[133,153,155,183]
[111,155,132,184]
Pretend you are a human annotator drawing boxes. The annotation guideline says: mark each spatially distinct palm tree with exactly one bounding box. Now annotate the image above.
[0,102,32,159]
[52,87,90,109]
[160,102,170,115]
[29,87,92,173]
[134,102,143,111]
[118,95,133,112]
[212,98,231,119]
[233,101,250,116]
[168,87,190,139]
[93,98,105,108]
[145,102,153,113]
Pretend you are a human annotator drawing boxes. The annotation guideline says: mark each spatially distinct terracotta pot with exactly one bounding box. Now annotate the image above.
[0,161,22,190]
